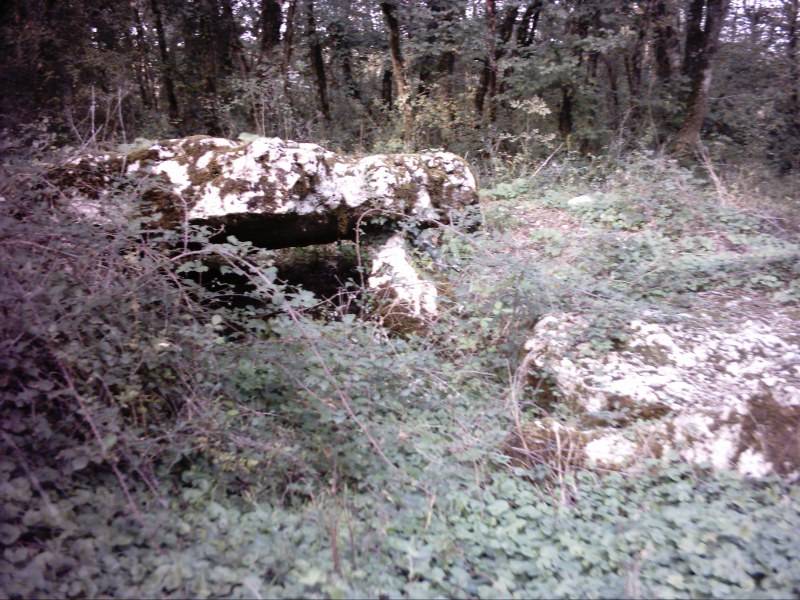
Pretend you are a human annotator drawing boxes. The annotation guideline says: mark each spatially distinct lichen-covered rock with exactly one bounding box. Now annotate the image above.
[367,233,438,329]
[521,302,800,479]
[55,135,478,247]
[53,136,478,328]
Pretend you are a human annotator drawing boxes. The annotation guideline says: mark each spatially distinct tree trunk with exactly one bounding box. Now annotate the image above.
[221,0,249,77]
[682,0,706,77]
[788,0,799,115]
[652,0,679,81]
[282,0,297,102]
[475,0,497,121]
[381,67,394,109]
[329,15,370,111]
[417,0,456,98]
[307,0,331,121]
[674,0,730,151]
[284,0,297,67]
[517,0,541,47]
[260,0,282,56]
[476,0,517,122]
[603,54,621,131]
[625,4,649,121]
[149,0,179,124]
[558,85,574,138]
[131,1,154,109]
[194,0,225,136]
[380,1,412,145]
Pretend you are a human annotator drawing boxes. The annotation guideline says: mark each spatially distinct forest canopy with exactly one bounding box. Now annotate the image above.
[1,0,798,171]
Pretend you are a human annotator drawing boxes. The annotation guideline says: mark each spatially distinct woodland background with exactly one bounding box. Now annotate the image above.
[1,0,799,171]
[2,1,800,599]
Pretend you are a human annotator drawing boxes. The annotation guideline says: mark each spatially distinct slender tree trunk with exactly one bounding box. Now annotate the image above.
[652,0,679,81]
[774,0,800,171]
[418,0,455,97]
[221,0,249,77]
[558,85,574,138]
[682,0,706,77]
[499,0,540,112]
[307,0,331,121]
[517,0,541,47]
[434,2,457,96]
[603,54,621,131]
[476,0,518,122]
[788,0,799,114]
[260,0,282,56]
[282,0,296,100]
[625,5,648,120]
[479,0,498,121]
[330,15,370,112]
[674,0,730,151]
[381,67,394,109]
[149,0,179,124]
[197,0,223,136]
[283,0,296,64]
[380,1,412,145]
[131,1,154,109]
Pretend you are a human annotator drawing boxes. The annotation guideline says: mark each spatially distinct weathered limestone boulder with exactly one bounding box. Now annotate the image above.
[367,233,439,331]
[519,302,800,479]
[54,135,479,324]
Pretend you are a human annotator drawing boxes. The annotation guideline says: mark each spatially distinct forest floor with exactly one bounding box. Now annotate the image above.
[3,154,800,599]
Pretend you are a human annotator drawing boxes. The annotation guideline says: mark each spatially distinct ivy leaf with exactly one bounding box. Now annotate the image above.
[0,524,21,545]
[487,500,510,517]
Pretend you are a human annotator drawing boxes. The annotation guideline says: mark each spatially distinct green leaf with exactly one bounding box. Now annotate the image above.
[101,434,118,452]
[296,567,325,587]
[487,499,510,517]
[0,524,22,545]
[72,455,90,471]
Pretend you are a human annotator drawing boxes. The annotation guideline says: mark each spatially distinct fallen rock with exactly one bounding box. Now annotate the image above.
[520,302,800,479]
[53,135,479,325]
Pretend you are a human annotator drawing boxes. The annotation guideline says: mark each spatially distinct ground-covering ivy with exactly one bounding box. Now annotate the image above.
[2,153,799,599]
[3,461,799,599]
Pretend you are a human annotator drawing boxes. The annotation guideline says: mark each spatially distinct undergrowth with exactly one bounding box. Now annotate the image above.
[1,150,799,598]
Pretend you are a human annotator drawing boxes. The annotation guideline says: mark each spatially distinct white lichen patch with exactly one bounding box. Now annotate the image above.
[584,433,638,467]
[153,159,191,192]
[524,302,800,478]
[196,151,215,170]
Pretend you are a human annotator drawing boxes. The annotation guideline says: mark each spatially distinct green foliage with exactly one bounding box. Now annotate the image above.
[3,459,799,598]
[2,149,800,599]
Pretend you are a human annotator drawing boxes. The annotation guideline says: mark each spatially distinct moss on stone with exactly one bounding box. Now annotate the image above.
[736,393,800,476]
[126,146,162,164]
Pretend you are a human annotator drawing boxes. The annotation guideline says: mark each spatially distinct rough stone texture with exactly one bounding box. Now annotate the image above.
[54,136,479,324]
[522,301,800,479]
[367,233,439,329]
[56,135,477,244]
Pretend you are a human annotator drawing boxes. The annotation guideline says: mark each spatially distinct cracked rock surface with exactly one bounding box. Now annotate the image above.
[523,298,800,478]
